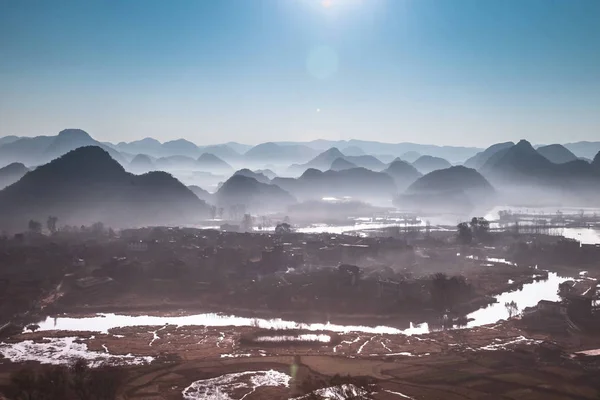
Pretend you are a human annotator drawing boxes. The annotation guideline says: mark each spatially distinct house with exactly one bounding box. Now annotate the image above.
[127,241,148,252]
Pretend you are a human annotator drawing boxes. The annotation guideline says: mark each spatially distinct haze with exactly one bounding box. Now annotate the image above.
[2,0,600,146]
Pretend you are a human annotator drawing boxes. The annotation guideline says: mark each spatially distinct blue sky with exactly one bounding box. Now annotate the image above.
[1,0,599,146]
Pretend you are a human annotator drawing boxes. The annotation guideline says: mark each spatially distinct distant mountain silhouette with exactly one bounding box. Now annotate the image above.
[162,139,200,158]
[288,147,345,174]
[537,144,578,164]
[345,155,386,170]
[412,155,452,174]
[43,129,126,165]
[382,160,422,191]
[129,154,155,173]
[215,175,296,212]
[330,157,357,171]
[232,168,271,184]
[244,142,317,164]
[593,152,600,169]
[398,166,495,214]
[276,140,481,163]
[273,167,396,203]
[155,155,198,170]
[0,146,208,231]
[188,185,214,204]
[116,138,163,156]
[342,146,365,156]
[197,153,233,172]
[400,151,422,163]
[563,141,600,160]
[481,140,554,178]
[481,140,600,205]
[0,136,20,147]
[0,163,29,190]
[254,169,277,179]
[198,145,241,162]
[0,130,126,166]
[463,142,514,169]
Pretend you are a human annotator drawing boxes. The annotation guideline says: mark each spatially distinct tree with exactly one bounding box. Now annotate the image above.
[241,214,253,232]
[217,207,224,219]
[505,300,519,318]
[47,216,58,234]
[456,222,472,244]
[209,205,217,220]
[470,217,490,240]
[28,220,42,234]
[275,222,292,235]
[91,222,105,234]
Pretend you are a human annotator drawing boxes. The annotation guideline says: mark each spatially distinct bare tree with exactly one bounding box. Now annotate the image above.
[47,216,58,234]
[505,300,519,318]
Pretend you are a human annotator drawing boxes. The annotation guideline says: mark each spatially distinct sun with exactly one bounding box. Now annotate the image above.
[321,0,333,8]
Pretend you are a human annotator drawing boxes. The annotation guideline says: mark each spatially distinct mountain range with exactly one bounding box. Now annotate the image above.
[0,146,208,231]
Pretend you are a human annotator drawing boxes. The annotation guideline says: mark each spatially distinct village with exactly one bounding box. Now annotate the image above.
[0,220,600,399]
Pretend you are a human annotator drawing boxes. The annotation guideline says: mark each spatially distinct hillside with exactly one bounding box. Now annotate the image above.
[463,142,514,169]
[188,185,214,204]
[330,157,357,171]
[382,160,422,191]
[273,167,396,203]
[244,142,317,164]
[215,175,296,212]
[232,169,271,184]
[412,156,452,174]
[197,153,233,172]
[155,155,198,170]
[536,144,578,164]
[0,146,208,231]
[345,155,386,170]
[129,154,155,173]
[0,129,125,166]
[0,163,29,190]
[398,166,495,214]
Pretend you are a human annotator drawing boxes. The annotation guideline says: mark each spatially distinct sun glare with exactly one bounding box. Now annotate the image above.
[321,0,333,7]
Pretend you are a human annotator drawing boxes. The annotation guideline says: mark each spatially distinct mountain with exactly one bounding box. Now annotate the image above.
[463,142,514,169]
[563,142,600,160]
[224,142,253,154]
[115,138,163,156]
[275,140,481,163]
[345,155,386,170]
[129,154,155,173]
[382,160,422,191]
[0,146,208,231]
[215,175,296,212]
[289,147,345,174]
[0,163,29,190]
[0,136,55,166]
[593,152,600,169]
[198,145,241,162]
[0,136,20,146]
[162,139,200,158]
[254,169,277,179]
[188,185,214,204]
[481,140,600,206]
[273,167,396,203]
[0,130,125,166]
[330,157,357,171]
[197,153,233,172]
[481,140,554,178]
[536,144,578,164]
[155,155,198,170]
[244,142,317,164]
[43,129,126,165]
[232,168,271,184]
[400,151,422,163]
[412,155,452,174]
[397,166,495,214]
[342,146,365,156]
